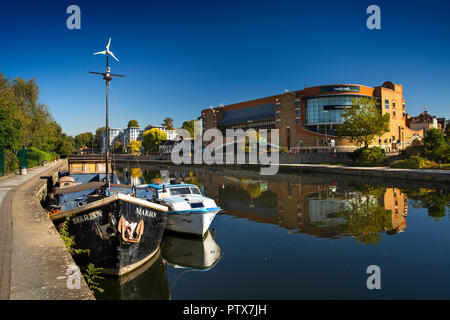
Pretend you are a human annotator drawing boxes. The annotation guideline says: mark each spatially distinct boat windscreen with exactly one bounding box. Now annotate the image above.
[190,187,201,195]
[169,187,192,195]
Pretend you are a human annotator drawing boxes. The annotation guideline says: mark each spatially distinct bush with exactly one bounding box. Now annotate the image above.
[399,144,425,159]
[423,128,449,163]
[351,147,386,166]
[27,147,55,168]
[391,156,438,169]
[4,149,18,174]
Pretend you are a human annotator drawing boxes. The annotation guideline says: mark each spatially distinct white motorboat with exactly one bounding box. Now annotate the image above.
[137,182,221,237]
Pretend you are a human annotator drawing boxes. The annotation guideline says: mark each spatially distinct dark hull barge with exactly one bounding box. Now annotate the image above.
[50,192,168,276]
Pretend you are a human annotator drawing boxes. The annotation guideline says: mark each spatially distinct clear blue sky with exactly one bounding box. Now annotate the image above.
[1,0,449,136]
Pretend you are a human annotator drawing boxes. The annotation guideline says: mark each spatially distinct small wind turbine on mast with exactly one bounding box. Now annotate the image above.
[90,37,125,188]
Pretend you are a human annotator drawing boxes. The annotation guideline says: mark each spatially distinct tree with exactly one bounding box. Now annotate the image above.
[338,97,390,148]
[181,120,195,137]
[127,120,139,128]
[142,128,167,154]
[56,133,76,157]
[162,117,174,130]
[93,127,106,152]
[74,132,94,150]
[126,140,142,154]
[0,72,23,150]
[1,72,73,155]
[423,128,449,163]
[113,141,124,153]
[144,124,154,131]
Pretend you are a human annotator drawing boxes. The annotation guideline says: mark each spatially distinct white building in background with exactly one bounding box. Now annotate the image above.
[149,125,178,141]
[124,127,141,142]
[100,124,178,153]
[101,128,121,153]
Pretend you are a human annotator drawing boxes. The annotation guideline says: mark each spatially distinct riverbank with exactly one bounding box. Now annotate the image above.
[110,156,450,184]
[0,160,94,300]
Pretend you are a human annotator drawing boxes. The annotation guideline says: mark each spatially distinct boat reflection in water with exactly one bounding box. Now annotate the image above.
[96,249,171,300]
[161,230,223,271]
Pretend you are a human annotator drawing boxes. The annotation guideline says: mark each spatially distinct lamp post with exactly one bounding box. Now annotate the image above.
[300,139,303,164]
[323,110,328,152]
[401,127,404,150]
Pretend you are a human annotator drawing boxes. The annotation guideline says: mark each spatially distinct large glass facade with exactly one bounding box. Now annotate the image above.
[305,95,360,124]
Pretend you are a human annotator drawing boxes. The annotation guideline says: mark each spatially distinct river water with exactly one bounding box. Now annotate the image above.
[96,164,450,299]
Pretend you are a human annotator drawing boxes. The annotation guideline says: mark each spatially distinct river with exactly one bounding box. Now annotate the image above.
[96,164,450,299]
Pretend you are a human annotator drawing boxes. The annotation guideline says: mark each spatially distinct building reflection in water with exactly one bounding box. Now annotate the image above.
[137,167,409,246]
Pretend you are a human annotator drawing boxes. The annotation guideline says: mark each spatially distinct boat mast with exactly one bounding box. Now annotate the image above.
[90,38,125,189]
[105,54,111,187]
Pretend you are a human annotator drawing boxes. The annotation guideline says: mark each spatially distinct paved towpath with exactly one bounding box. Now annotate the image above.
[0,161,94,300]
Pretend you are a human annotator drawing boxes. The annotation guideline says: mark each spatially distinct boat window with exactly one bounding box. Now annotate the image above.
[169,187,192,195]
[190,187,201,195]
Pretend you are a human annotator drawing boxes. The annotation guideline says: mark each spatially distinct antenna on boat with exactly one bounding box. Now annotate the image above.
[90,37,125,189]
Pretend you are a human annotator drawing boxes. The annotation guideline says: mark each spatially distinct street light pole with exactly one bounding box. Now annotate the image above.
[323,110,328,152]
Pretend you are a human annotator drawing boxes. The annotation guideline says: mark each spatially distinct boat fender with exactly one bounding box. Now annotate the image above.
[118,216,144,244]
[94,212,117,240]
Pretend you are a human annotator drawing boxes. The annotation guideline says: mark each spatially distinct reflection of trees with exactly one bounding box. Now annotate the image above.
[181,172,203,189]
[406,188,450,220]
[339,195,393,246]
[130,168,142,178]
[240,178,262,200]
[143,169,160,184]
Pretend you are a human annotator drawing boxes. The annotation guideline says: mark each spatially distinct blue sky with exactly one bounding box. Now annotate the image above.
[1,0,449,136]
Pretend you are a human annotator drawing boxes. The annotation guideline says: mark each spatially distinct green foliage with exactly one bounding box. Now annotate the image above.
[74,132,94,150]
[351,147,386,166]
[0,72,74,156]
[127,120,139,128]
[406,188,450,220]
[0,72,23,150]
[26,147,55,167]
[422,128,450,163]
[93,127,106,152]
[83,263,105,294]
[338,97,390,148]
[181,120,195,137]
[162,117,174,130]
[126,140,142,154]
[58,216,88,256]
[142,128,167,154]
[113,141,124,153]
[58,217,103,294]
[391,156,438,169]
[4,149,19,173]
[399,144,425,159]
[339,195,393,246]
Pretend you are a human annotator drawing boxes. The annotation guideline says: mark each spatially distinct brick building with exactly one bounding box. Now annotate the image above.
[201,81,423,151]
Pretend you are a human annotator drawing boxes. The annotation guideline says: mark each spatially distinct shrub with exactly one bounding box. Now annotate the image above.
[399,144,425,159]
[4,149,18,174]
[27,147,55,168]
[423,128,449,163]
[351,147,386,166]
[391,156,438,169]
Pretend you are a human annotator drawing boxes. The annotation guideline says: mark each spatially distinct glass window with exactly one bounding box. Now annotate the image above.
[277,120,280,127]
[295,109,300,116]
[169,187,192,195]
[385,99,389,109]
[190,187,201,195]
[296,118,300,124]
[276,112,280,119]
